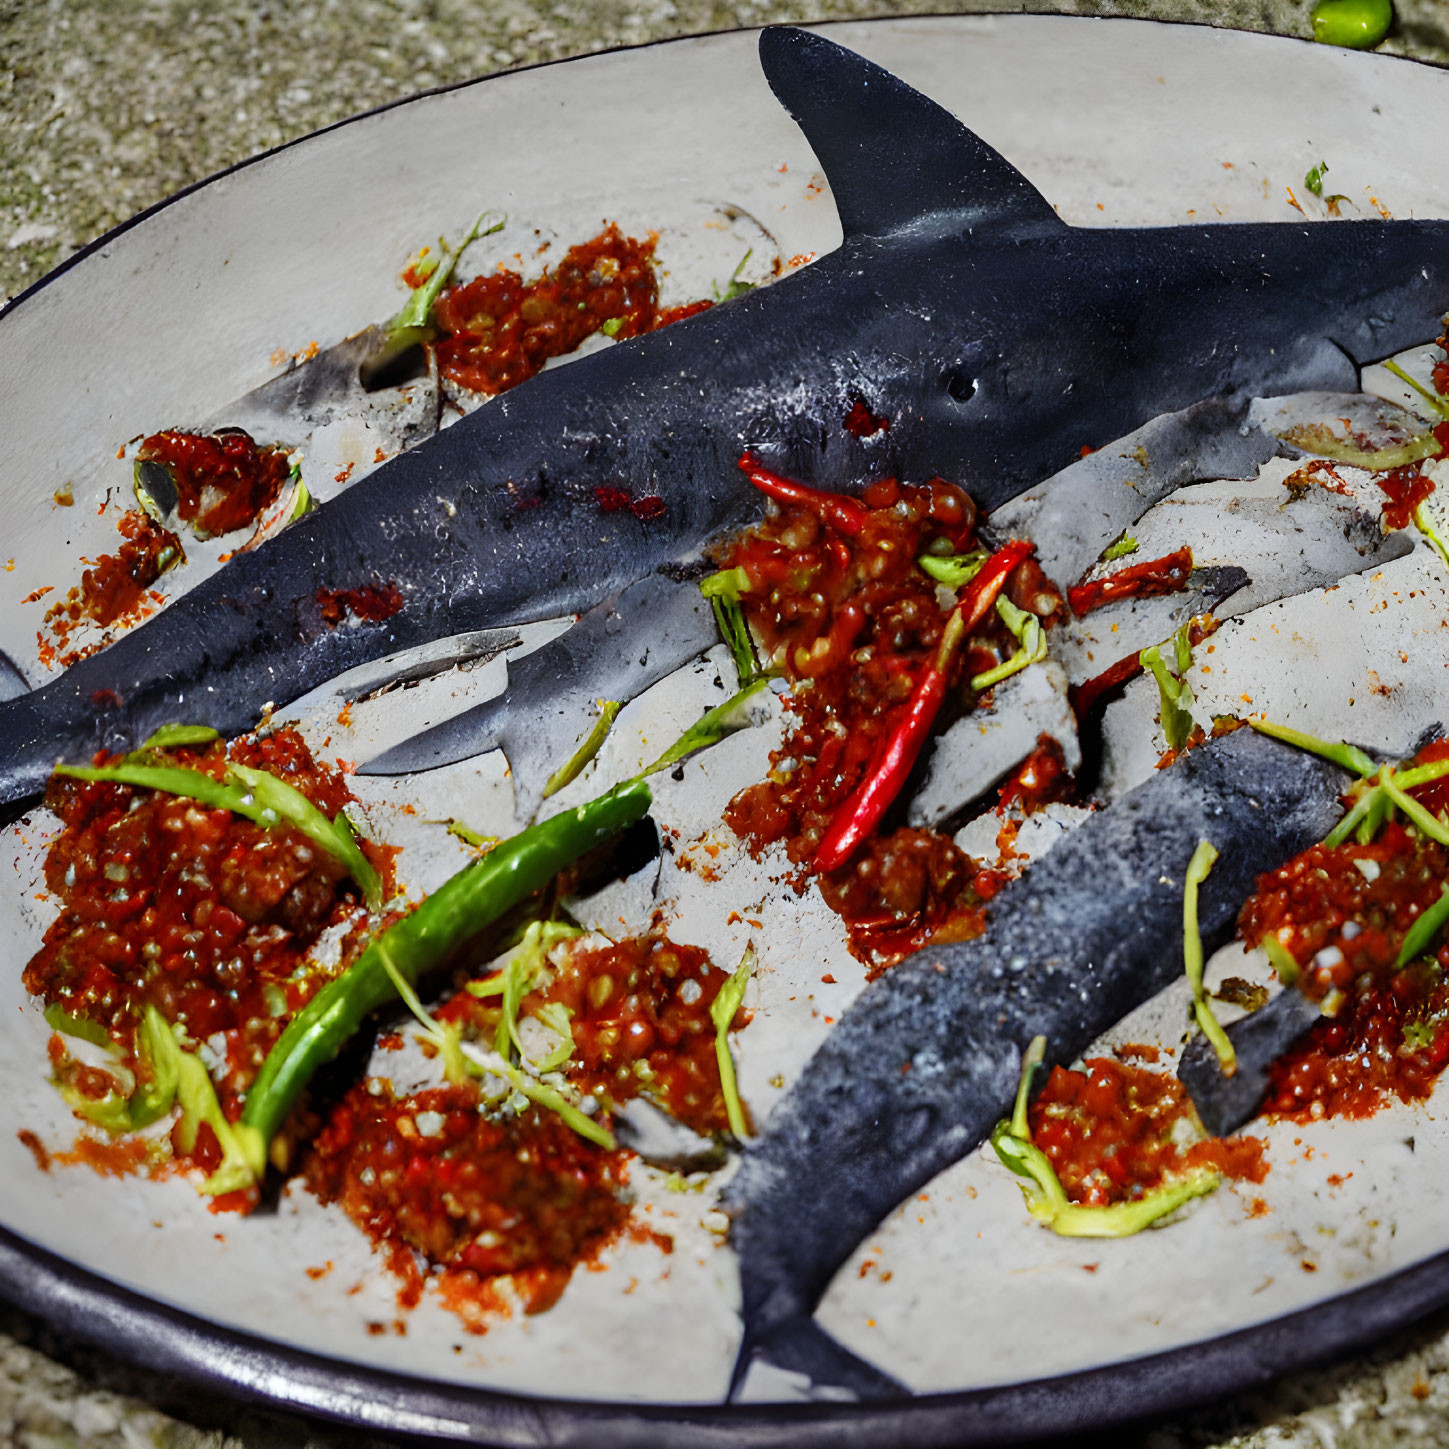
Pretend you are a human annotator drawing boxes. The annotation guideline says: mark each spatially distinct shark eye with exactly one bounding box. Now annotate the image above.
[944,370,979,404]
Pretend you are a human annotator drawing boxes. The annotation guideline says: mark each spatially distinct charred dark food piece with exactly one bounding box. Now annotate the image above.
[726,728,1348,1398]
[3,27,1447,804]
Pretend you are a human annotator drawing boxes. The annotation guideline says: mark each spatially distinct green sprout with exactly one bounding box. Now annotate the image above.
[1139,622,1198,753]
[699,566,759,687]
[1183,840,1234,1073]
[970,596,1048,692]
[711,946,755,1139]
[543,700,622,799]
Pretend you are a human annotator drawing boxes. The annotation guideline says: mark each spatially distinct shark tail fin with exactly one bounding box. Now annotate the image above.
[728,1311,909,1404]
[759,25,1064,241]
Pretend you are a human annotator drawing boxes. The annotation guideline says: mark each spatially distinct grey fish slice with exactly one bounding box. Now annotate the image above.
[726,727,1348,1399]
[1178,987,1324,1138]
[4,26,1449,807]
[355,568,720,819]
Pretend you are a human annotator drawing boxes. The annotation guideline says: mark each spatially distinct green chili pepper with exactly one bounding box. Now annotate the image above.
[236,777,652,1176]
[1311,0,1393,49]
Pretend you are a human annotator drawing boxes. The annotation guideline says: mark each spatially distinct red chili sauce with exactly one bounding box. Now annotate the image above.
[718,475,1063,971]
[25,730,382,1150]
[1030,1057,1266,1206]
[38,511,183,670]
[308,929,739,1318]
[433,224,692,396]
[1067,545,1193,618]
[1239,746,1449,1120]
[1375,462,1436,532]
[303,1084,630,1320]
[439,931,747,1137]
[316,581,405,627]
[136,429,292,538]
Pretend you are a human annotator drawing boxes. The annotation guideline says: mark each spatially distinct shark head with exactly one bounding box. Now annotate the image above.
[756,25,1449,507]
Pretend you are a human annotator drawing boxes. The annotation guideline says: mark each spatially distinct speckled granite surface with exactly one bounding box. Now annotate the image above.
[4,2,1449,1446]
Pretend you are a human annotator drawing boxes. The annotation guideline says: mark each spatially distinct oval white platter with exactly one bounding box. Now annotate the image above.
[2,15,1449,1446]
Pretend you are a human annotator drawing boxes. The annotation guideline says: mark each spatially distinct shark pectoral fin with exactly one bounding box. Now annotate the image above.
[758,26,1063,242]
[729,1314,909,1404]
[357,570,719,817]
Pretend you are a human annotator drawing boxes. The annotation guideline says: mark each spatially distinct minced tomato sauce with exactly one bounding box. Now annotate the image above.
[38,511,184,669]
[25,730,383,1137]
[433,223,707,396]
[135,429,293,539]
[718,474,1056,971]
[1237,742,1449,1120]
[1030,1057,1266,1205]
[303,1084,631,1320]
[302,928,744,1317]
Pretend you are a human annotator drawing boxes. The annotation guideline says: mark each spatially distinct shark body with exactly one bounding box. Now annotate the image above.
[0,27,1447,805]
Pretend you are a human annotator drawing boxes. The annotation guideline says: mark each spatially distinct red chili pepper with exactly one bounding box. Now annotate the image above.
[812,538,1033,873]
[738,453,868,536]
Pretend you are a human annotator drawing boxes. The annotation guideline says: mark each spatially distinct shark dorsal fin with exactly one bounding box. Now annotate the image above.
[759,26,1063,240]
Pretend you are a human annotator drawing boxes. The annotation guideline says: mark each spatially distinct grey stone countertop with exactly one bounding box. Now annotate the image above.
[5,1,1449,1446]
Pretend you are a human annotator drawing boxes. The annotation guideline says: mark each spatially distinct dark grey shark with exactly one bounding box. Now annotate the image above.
[726,727,1348,1398]
[1,24,1447,807]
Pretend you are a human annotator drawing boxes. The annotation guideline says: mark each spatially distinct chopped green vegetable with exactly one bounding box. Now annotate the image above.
[444,818,498,851]
[710,946,755,1139]
[1380,766,1449,848]
[640,678,771,777]
[1397,881,1449,967]
[1414,498,1449,574]
[490,920,581,1064]
[1304,162,1326,197]
[1311,0,1393,49]
[1246,719,1376,778]
[44,1004,112,1049]
[1383,360,1449,423]
[138,724,222,751]
[1139,623,1197,753]
[1183,840,1234,1074]
[543,700,621,799]
[392,209,505,337]
[919,550,988,588]
[374,929,614,1148]
[700,567,758,686]
[1263,933,1301,988]
[1101,533,1139,563]
[991,1035,1220,1236]
[713,249,756,303]
[970,595,1047,692]
[1280,424,1440,472]
[599,317,625,338]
